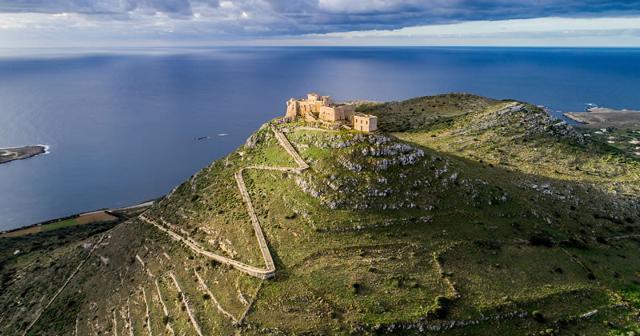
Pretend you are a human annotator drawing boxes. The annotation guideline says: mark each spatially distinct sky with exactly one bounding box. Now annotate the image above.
[0,0,639,48]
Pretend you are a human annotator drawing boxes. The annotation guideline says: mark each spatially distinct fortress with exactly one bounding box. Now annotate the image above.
[285,93,378,132]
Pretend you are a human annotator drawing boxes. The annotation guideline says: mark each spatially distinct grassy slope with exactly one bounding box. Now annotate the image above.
[1,94,639,335]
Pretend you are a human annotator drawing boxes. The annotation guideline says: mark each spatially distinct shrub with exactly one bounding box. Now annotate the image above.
[559,237,589,249]
[391,278,403,288]
[529,232,555,247]
[474,239,502,250]
[430,295,453,319]
[351,282,362,295]
[532,310,545,322]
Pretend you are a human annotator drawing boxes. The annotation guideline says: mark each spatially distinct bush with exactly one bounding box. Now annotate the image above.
[430,296,453,319]
[390,277,403,288]
[532,310,545,322]
[559,237,589,249]
[474,239,502,250]
[529,232,555,247]
[351,282,362,295]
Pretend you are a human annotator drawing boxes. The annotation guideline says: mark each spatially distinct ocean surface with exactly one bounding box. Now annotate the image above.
[1,47,639,231]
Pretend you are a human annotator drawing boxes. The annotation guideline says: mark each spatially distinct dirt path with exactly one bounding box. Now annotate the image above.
[141,125,310,280]
[271,126,309,170]
[234,169,276,273]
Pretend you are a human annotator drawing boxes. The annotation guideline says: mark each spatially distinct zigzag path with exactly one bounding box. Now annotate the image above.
[141,125,309,280]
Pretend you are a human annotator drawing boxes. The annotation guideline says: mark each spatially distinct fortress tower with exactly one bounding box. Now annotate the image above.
[284,92,377,132]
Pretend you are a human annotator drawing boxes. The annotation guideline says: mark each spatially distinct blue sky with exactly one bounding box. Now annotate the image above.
[0,0,639,47]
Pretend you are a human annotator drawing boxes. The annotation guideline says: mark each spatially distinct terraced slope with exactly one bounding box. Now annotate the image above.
[1,94,639,335]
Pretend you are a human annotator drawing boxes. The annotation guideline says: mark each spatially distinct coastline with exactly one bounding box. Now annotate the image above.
[0,198,156,238]
[564,109,640,128]
[0,144,49,165]
[563,112,588,124]
[37,144,51,155]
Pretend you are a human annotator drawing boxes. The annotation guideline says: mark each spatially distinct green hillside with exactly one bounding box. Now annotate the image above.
[1,94,639,335]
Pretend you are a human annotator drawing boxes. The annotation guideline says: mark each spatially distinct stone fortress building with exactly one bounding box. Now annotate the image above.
[285,93,378,132]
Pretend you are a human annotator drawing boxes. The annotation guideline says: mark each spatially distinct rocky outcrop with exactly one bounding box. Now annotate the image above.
[464,103,584,144]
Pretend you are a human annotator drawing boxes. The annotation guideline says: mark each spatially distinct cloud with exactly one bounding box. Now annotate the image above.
[0,0,639,48]
[312,16,640,43]
[0,1,638,25]
[0,0,220,16]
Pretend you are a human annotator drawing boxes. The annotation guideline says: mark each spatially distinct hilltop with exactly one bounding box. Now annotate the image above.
[1,93,639,335]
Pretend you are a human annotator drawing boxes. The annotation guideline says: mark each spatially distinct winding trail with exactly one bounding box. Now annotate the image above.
[140,125,309,280]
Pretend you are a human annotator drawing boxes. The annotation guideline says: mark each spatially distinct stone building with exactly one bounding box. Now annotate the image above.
[286,93,332,120]
[319,104,355,122]
[353,114,378,132]
[285,92,377,132]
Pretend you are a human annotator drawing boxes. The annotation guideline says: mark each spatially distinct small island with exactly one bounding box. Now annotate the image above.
[0,145,48,165]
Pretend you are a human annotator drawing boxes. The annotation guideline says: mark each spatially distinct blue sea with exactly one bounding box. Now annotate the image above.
[1,47,639,231]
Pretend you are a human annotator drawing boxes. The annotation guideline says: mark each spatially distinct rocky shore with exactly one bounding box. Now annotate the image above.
[0,145,48,165]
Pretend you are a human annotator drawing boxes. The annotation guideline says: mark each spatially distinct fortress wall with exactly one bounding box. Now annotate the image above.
[319,106,340,121]
[287,93,373,131]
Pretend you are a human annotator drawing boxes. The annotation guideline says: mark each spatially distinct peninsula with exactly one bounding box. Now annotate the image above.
[0,145,47,165]
[564,106,640,128]
[564,106,640,157]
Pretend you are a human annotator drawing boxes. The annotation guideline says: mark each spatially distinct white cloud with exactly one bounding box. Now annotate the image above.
[323,17,640,37]
[0,12,639,49]
[317,0,422,13]
[301,16,640,46]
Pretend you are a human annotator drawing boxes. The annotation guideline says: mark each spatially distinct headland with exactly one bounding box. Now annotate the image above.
[0,145,48,165]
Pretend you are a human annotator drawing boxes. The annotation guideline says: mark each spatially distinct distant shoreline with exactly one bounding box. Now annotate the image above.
[563,107,640,128]
[0,145,48,165]
[0,199,156,238]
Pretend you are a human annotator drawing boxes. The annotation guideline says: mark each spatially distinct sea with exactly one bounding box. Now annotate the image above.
[1,47,639,231]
